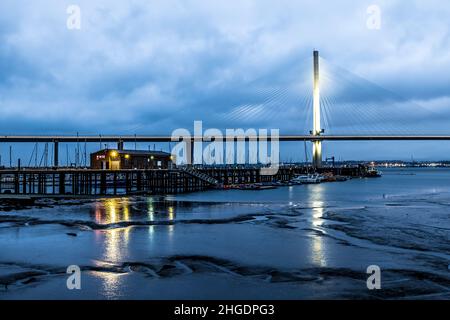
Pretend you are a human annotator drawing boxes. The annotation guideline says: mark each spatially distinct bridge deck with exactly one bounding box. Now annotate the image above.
[1,135,450,142]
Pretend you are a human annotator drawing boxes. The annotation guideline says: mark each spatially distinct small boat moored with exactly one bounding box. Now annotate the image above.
[291,173,324,184]
[365,167,382,178]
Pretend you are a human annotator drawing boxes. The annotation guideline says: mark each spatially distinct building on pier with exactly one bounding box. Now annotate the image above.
[90,149,174,170]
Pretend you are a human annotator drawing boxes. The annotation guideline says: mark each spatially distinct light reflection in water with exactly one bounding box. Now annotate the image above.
[93,198,132,297]
[147,198,155,221]
[288,186,294,200]
[99,227,130,298]
[168,206,174,221]
[91,197,178,297]
[168,205,175,238]
[93,197,177,224]
[94,198,131,224]
[307,185,327,267]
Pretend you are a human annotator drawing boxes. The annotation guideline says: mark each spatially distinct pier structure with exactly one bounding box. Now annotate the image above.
[0,165,368,197]
[0,169,211,196]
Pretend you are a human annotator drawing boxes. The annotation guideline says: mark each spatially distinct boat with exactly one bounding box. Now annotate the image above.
[270,181,285,186]
[365,167,382,178]
[321,172,336,182]
[238,183,277,190]
[291,173,324,184]
[321,172,349,182]
[335,175,349,182]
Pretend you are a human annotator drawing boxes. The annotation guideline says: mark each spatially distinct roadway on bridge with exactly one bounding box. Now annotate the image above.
[1,135,450,143]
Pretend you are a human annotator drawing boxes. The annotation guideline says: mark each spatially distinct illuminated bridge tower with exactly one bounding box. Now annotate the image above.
[312,50,323,168]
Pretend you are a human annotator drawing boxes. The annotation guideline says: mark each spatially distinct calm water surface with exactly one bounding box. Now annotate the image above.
[0,168,449,299]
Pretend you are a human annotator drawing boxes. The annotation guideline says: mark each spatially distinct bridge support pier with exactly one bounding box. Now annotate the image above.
[312,140,322,168]
[117,140,124,150]
[312,50,322,168]
[185,140,194,166]
[54,141,59,168]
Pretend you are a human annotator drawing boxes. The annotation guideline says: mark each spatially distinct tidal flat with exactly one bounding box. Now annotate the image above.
[1,168,449,299]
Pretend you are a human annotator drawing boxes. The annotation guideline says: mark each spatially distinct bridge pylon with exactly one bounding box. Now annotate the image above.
[312,50,322,168]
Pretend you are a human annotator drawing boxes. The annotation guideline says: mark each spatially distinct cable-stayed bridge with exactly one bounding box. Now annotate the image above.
[1,51,449,168]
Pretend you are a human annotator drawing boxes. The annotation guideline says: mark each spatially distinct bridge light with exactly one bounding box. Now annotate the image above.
[312,50,322,168]
[124,154,130,159]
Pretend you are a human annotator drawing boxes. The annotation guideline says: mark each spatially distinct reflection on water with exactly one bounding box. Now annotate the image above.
[168,206,174,221]
[92,197,177,224]
[307,185,327,268]
[103,228,130,262]
[96,227,130,298]
[148,198,155,221]
[93,198,130,224]
[92,198,132,294]
[91,197,177,297]
[92,197,179,260]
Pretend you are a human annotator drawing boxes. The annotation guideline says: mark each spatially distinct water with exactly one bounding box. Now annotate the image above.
[0,168,449,299]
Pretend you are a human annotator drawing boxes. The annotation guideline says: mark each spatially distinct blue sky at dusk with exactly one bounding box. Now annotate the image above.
[0,0,449,162]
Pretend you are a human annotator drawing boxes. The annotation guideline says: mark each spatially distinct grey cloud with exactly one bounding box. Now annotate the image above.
[0,0,449,160]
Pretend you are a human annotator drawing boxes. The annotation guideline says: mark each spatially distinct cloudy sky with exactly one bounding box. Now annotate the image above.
[0,0,449,161]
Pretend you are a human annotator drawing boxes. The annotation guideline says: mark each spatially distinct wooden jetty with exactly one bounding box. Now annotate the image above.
[0,165,369,197]
[0,169,211,196]
[197,165,367,185]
